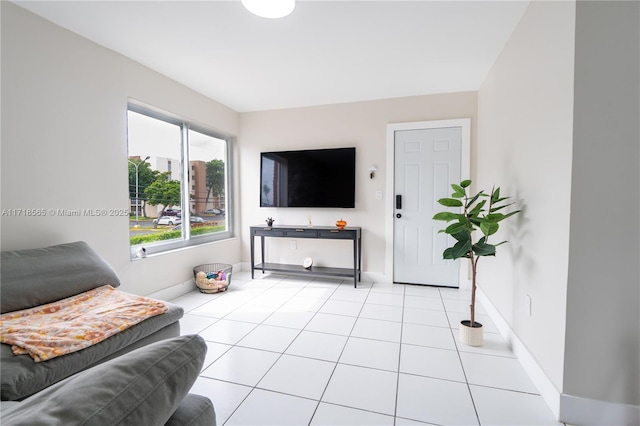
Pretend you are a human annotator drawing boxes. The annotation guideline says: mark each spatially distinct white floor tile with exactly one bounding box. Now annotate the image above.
[249,288,298,307]
[198,319,257,345]
[170,291,219,312]
[282,295,326,312]
[460,352,538,393]
[202,341,232,371]
[470,385,561,425]
[351,317,402,343]
[403,307,449,327]
[456,331,515,357]
[366,291,404,306]
[238,278,278,289]
[227,286,267,299]
[330,288,370,303]
[248,273,286,284]
[216,289,261,305]
[179,313,218,335]
[439,287,471,301]
[322,364,398,415]
[257,354,335,399]
[237,324,300,353]
[172,275,558,426]
[190,298,240,318]
[396,373,479,425]
[339,337,400,372]
[285,330,348,362]
[263,309,315,329]
[310,277,344,287]
[353,280,374,289]
[360,303,403,322]
[403,295,445,311]
[399,344,466,382]
[369,283,406,295]
[224,303,277,324]
[304,313,357,336]
[402,322,456,350]
[225,388,317,425]
[275,276,313,288]
[319,299,364,317]
[296,286,337,299]
[404,284,441,298]
[311,402,395,425]
[200,346,279,386]
[394,417,433,425]
[189,377,252,425]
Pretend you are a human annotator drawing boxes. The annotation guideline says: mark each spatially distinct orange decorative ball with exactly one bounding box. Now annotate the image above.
[336,219,347,229]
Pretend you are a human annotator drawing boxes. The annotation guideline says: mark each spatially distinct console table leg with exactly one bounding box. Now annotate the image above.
[260,236,265,274]
[250,234,255,279]
[353,239,358,288]
[358,235,362,282]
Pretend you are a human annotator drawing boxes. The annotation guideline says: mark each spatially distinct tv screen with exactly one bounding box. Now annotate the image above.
[260,147,356,208]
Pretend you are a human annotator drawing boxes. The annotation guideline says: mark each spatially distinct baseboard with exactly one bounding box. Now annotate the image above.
[476,288,562,419]
[147,278,197,301]
[559,394,640,425]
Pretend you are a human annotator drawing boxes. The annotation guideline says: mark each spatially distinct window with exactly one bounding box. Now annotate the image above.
[127,103,233,257]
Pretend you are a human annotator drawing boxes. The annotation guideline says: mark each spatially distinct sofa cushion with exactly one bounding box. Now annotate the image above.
[164,393,217,426]
[1,241,121,314]
[1,334,209,426]
[1,299,183,401]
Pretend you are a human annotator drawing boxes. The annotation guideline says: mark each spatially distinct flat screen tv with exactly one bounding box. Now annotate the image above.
[260,147,356,208]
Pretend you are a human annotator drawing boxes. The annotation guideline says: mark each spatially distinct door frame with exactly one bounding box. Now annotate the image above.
[385,119,472,288]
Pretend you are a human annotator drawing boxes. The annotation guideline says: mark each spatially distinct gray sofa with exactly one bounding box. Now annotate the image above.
[0,241,215,424]
[1,334,216,425]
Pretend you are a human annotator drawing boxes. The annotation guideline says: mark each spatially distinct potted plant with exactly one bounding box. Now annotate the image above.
[433,179,520,346]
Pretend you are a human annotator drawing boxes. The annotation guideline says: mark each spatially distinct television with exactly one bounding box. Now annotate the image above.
[260,147,356,208]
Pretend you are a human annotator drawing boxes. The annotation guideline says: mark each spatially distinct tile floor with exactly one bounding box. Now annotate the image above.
[170,271,563,426]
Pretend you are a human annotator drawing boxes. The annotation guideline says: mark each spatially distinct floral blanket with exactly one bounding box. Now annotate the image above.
[0,285,168,362]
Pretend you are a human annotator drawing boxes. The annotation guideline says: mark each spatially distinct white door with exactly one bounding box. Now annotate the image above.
[393,126,462,287]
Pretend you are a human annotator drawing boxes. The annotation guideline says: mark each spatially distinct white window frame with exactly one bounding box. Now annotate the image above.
[128,101,234,258]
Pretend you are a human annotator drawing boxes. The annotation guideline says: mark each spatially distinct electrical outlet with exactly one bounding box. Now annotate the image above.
[290,240,297,250]
[375,190,383,200]
[525,294,532,316]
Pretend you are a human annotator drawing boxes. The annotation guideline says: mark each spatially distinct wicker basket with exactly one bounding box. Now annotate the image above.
[193,263,233,294]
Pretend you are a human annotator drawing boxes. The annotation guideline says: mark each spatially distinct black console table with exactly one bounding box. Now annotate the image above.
[250,225,362,287]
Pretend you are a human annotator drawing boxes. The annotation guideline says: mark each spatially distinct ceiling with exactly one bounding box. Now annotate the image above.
[14,0,530,112]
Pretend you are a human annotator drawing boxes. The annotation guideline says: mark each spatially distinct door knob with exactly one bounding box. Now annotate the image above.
[396,213,402,218]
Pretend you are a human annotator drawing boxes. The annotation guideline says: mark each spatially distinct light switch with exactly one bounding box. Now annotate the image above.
[375,190,383,200]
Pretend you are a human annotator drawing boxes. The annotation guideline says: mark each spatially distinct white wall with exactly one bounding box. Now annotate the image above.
[564,0,640,410]
[477,0,576,398]
[478,0,640,421]
[1,2,241,296]
[238,93,477,279]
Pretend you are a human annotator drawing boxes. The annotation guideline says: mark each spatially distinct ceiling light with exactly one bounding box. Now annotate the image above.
[241,0,296,19]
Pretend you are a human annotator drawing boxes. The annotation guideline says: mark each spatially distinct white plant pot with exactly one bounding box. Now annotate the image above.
[459,320,483,346]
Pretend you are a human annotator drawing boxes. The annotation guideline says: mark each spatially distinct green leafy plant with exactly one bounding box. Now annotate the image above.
[433,179,520,328]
